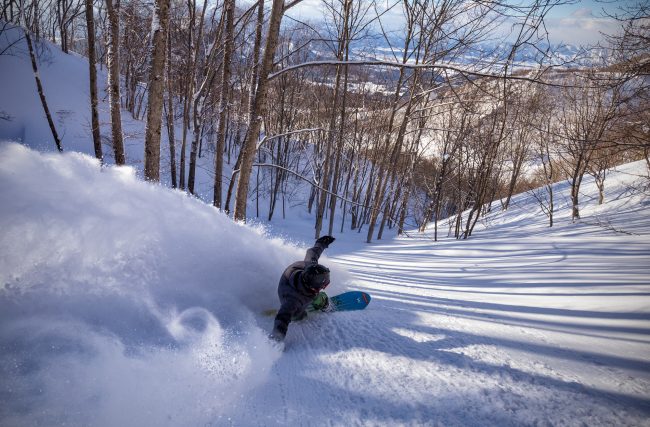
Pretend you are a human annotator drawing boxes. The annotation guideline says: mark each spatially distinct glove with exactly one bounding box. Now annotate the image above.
[311,291,329,311]
[316,235,335,248]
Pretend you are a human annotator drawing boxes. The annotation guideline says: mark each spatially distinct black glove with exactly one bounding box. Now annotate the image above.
[316,235,335,248]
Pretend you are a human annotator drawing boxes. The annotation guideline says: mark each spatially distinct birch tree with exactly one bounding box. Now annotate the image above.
[213,0,235,208]
[143,0,171,181]
[24,27,63,152]
[84,0,102,162]
[233,0,291,222]
[105,0,125,164]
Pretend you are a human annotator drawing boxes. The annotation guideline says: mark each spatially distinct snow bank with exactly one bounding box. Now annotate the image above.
[0,142,342,425]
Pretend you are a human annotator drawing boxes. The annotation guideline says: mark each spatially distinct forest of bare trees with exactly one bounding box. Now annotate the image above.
[2,0,648,240]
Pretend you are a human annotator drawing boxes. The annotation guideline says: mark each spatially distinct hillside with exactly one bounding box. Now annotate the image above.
[1,142,649,426]
[0,22,219,199]
[2,13,650,427]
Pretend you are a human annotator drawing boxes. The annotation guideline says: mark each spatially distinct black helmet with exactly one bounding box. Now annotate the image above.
[302,264,330,291]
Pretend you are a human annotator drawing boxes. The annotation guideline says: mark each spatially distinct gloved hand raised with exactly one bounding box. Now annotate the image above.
[316,235,335,248]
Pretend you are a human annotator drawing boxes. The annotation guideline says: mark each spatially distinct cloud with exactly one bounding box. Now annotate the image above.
[571,7,595,19]
[546,8,623,45]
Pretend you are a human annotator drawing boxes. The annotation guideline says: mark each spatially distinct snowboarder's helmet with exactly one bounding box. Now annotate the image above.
[302,264,330,291]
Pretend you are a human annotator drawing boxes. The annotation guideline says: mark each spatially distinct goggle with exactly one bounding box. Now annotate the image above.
[309,278,330,293]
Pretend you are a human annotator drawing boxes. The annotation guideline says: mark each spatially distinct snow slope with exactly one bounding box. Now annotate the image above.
[0,23,218,198]
[0,22,316,210]
[1,142,649,426]
[0,23,146,162]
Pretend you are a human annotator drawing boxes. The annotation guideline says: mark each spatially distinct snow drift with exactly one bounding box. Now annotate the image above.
[0,142,345,426]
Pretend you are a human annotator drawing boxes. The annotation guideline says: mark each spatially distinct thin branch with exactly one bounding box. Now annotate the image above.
[256,127,329,150]
[234,163,384,215]
[284,0,306,13]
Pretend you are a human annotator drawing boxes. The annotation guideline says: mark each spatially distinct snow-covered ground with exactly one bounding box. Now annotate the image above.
[1,143,649,426]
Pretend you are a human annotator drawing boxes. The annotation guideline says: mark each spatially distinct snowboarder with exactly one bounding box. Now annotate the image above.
[270,235,336,342]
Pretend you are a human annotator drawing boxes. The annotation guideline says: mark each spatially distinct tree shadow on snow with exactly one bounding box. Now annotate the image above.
[270,295,650,425]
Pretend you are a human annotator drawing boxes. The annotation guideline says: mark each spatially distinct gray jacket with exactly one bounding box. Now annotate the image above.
[272,242,327,338]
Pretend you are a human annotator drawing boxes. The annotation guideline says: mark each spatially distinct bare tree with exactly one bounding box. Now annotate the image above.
[502,88,537,210]
[165,29,177,187]
[314,0,356,238]
[105,0,125,164]
[213,0,235,208]
[84,0,102,162]
[56,0,84,53]
[178,0,207,189]
[143,0,171,181]
[24,27,63,152]
[233,0,290,221]
[529,89,557,227]
[558,74,620,220]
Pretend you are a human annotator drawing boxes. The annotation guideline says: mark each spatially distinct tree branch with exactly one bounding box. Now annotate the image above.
[256,127,329,150]
[284,0,306,13]
[268,59,575,88]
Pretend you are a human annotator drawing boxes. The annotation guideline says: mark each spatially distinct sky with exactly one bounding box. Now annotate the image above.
[543,0,635,45]
[287,0,637,46]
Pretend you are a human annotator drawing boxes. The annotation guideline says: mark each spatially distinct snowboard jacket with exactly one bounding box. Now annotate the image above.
[273,241,327,338]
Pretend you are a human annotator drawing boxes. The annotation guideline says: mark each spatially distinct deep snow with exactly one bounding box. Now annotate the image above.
[1,143,649,426]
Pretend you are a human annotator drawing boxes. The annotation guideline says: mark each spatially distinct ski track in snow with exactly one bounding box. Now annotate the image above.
[240,240,650,426]
[234,167,650,426]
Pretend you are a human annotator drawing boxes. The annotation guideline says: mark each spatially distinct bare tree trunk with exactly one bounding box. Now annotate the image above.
[213,0,234,208]
[397,181,412,235]
[570,164,585,220]
[165,34,177,188]
[24,29,62,152]
[84,0,102,162]
[268,85,288,221]
[143,0,170,181]
[233,0,285,222]
[186,0,209,194]
[327,0,352,236]
[543,147,554,227]
[178,1,197,190]
[225,149,242,214]
[314,68,341,238]
[226,0,262,214]
[366,71,415,243]
[179,92,188,188]
[105,0,125,164]
[248,0,264,119]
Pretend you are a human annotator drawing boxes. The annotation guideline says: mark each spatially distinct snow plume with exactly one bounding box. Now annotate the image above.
[0,142,322,425]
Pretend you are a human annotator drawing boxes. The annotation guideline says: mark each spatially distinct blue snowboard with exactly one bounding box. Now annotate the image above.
[308,291,371,313]
[263,291,371,317]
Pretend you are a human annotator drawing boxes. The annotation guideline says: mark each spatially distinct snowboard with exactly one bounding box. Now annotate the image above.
[262,291,371,317]
[309,290,371,312]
